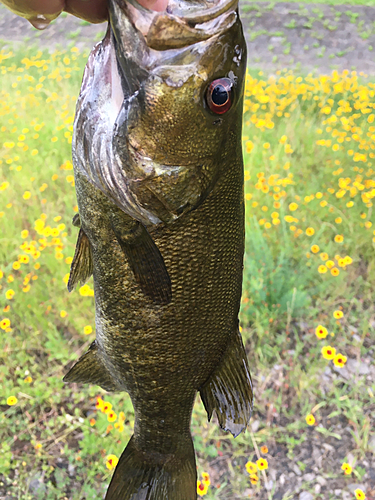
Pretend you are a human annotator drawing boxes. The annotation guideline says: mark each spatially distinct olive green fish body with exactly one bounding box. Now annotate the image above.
[65,1,252,498]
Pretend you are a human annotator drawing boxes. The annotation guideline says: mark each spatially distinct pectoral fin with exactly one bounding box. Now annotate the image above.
[63,340,118,392]
[67,228,93,292]
[199,327,253,437]
[111,218,172,306]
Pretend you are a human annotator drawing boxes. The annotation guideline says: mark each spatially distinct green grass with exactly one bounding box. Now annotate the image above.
[0,43,374,499]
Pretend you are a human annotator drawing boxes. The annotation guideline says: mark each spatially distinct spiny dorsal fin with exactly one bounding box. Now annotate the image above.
[67,228,93,292]
[63,341,118,392]
[199,328,253,437]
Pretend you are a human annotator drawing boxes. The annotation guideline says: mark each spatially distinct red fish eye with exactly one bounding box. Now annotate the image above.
[206,78,233,115]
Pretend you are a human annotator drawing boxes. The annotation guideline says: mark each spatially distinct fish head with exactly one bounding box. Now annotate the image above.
[112,0,247,223]
[74,0,246,225]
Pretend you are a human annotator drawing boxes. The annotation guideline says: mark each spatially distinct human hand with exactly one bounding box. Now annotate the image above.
[1,0,168,30]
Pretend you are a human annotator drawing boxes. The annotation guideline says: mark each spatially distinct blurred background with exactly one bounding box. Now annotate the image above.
[0,1,374,499]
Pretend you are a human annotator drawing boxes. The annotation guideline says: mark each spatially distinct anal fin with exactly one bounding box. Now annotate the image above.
[112,219,172,306]
[67,228,93,292]
[199,328,253,437]
[63,340,118,392]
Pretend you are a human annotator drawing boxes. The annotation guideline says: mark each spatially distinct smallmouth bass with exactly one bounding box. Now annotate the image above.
[64,0,252,498]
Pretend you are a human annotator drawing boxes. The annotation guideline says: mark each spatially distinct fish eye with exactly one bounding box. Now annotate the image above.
[206,78,233,115]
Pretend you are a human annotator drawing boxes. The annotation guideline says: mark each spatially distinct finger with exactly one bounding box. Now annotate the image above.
[64,0,108,24]
[137,0,169,11]
[1,0,64,29]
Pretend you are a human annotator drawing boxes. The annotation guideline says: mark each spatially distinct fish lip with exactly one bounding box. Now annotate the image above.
[122,0,239,23]
[111,0,239,51]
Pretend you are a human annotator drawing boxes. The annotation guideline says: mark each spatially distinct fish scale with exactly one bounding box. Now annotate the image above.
[64,0,252,498]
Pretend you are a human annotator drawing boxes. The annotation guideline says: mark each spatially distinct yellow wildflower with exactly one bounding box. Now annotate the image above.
[202,472,210,485]
[102,402,113,413]
[333,353,347,368]
[354,489,366,500]
[7,396,18,406]
[315,325,328,339]
[197,480,208,496]
[256,458,268,470]
[333,310,343,319]
[107,411,117,423]
[0,318,11,330]
[95,396,104,411]
[246,140,254,154]
[83,325,93,335]
[106,454,119,471]
[305,414,315,426]
[245,461,257,475]
[249,474,258,484]
[341,463,352,475]
[5,289,15,300]
[321,346,336,360]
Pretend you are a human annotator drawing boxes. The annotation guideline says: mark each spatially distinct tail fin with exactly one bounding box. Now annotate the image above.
[105,435,197,500]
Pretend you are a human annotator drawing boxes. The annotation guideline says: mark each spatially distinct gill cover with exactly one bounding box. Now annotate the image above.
[72,0,246,226]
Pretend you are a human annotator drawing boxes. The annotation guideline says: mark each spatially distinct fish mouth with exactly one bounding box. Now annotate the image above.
[126,0,239,24]
[108,0,239,99]
[110,0,238,52]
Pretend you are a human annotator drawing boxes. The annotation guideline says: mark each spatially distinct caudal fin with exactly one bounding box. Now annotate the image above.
[105,435,197,500]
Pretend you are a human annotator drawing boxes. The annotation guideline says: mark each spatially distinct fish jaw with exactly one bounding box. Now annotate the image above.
[110,0,239,52]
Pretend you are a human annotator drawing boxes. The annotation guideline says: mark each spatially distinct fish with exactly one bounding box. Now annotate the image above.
[63,0,252,498]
